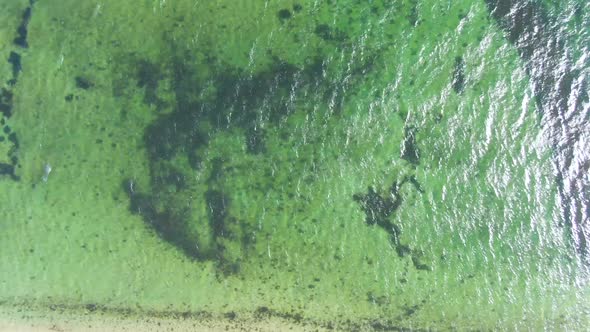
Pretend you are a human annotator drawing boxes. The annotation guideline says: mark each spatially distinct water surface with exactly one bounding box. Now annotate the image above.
[0,0,588,330]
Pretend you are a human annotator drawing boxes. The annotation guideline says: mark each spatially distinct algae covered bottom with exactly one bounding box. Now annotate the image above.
[0,0,589,330]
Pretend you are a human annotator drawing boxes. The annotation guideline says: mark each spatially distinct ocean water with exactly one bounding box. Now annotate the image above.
[0,0,588,330]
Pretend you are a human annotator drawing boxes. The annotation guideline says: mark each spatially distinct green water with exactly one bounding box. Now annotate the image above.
[1,0,589,330]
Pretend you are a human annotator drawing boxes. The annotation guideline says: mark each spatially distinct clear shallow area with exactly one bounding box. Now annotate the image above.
[0,0,588,330]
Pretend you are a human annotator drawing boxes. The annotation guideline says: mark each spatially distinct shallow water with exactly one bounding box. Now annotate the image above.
[0,0,588,330]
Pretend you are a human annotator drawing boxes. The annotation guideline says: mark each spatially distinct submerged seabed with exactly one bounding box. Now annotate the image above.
[0,0,588,330]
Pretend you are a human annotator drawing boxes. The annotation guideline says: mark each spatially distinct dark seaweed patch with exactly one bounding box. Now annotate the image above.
[407,175,424,193]
[245,127,266,154]
[395,244,411,257]
[353,186,402,233]
[205,189,229,238]
[224,311,237,320]
[452,56,465,94]
[367,292,389,306]
[278,9,292,21]
[354,177,429,270]
[411,253,431,271]
[85,303,98,312]
[314,24,348,42]
[5,294,428,331]
[145,114,187,160]
[75,76,93,90]
[136,59,165,108]
[0,88,13,118]
[0,163,19,181]
[14,7,32,48]
[0,2,35,182]
[401,125,419,165]
[0,62,22,183]
[408,0,419,27]
[8,52,22,81]
[403,304,420,317]
[254,306,271,318]
[187,149,202,170]
[207,158,224,183]
[121,29,375,274]
[124,56,306,271]
[156,167,187,191]
[123,180,202,259]
[8,132,19,148]
[0,163,14,175]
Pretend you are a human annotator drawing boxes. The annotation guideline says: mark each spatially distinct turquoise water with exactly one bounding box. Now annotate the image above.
[0,0,589,330]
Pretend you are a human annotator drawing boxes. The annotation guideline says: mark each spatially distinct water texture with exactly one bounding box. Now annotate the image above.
[0,0,588,330]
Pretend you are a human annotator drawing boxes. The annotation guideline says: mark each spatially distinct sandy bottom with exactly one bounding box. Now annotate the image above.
[0,305,325,332]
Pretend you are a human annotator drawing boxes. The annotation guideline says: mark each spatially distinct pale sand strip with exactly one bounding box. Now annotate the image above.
[0,305,328,332]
